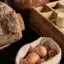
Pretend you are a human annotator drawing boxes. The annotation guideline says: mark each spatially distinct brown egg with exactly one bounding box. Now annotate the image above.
[48,49,57,58]
[26,52,40,64]
[19,59,27,64]
[37,59,45,64]
[36,46,47,57]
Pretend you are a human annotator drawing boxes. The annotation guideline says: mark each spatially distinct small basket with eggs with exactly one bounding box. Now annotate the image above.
[15,37,61,64]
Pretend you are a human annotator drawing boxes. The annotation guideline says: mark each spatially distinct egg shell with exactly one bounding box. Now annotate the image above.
[19,59,27,64]
[36,46,47,57]
[26,52,40,64]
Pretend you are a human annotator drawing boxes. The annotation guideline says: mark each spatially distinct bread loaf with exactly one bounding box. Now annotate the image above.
[0,2,25,48]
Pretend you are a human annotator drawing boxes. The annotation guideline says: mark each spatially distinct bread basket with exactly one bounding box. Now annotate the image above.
[15,37,61,64]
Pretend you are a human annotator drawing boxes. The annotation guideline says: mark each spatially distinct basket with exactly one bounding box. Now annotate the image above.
[15,37,61,64]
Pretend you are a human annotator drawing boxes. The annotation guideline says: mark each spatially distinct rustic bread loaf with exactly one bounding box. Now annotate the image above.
[0,2,25,48]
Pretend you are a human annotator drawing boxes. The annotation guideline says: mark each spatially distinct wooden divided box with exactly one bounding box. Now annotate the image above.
[30,0,64,54]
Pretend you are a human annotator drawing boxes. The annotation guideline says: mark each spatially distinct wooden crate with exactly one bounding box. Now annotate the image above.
[30,0,64,54]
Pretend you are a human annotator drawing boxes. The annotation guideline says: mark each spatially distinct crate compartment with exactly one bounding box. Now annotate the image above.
[46,1,64,10]
[49,12,57,24]
[48,12,64,34]
[42,11,64,32]
[41,11,57,24]
[42,11,52,19]
[52,3,64,9]
[36,5,52,13]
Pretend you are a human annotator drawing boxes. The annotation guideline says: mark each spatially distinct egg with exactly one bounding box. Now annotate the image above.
[36,46,47,57]
[19,59,27,64]
[37,59,45,64]
[26,52,40,64]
